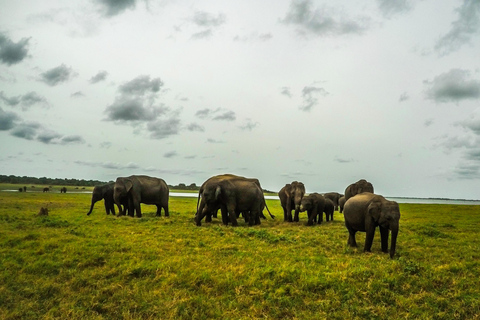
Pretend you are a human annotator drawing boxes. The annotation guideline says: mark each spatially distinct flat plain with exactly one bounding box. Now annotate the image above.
[0,187,479,319]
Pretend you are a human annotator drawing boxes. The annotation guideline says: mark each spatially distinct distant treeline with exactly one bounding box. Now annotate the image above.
[0,175,109,187]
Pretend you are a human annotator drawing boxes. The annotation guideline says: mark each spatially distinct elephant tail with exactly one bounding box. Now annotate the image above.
[264,200,275,219]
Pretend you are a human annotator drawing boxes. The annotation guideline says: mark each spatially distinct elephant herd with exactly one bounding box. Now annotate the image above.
[86,175,400,257]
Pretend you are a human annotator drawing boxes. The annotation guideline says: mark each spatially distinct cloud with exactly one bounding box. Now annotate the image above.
[60,135,85,145]
[195,108,236,121]
[334,157,355,163]
[89,70,108,84]
[71,91,85,98]
[377,0,412,18]
[0,107,20,130]
[424,69,480,103]
[147,117,181,139]
[300,85,329,111]
[10,122,41,139]
[163,151,177,158]
[281,87,293,98]
[213,110,236,121]
[118,75,163,96]
[0,91,48,110]
[207,138,225,143]
[95,0,137,17]
[399,92,409,102]
[37,130,63,144]
[233,32,273,42]
[239,120,258,131]
[191,29,213,40]
[39,64,77,86]
[100,141,112,149]
[281,0,370,37]
[195,108,213,119]
[104,98,167,122]
[187,123,205,132]
[435,0,480,56]
[192,11,226,27]
[0,33,30,66]
[74,160,140,170]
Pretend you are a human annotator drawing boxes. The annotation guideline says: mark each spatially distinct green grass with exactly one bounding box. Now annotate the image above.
[0,189,479,319]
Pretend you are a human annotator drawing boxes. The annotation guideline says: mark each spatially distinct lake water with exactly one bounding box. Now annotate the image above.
[3,190,480,205]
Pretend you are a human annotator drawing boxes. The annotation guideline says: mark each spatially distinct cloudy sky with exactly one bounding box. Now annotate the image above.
[1,0,480,199]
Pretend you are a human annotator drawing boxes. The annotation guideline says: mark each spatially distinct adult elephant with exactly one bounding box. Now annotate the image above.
[338,196,346,213]
[279,181,306,222]
[43,187,49,192]
[87,182,119,216]
[299,192,326,225]
[196,178,266,226]
[114,175,169,218]
[324,192,343,211]
[343,192,400,258]
[60,187,67,193]
[344,179,374,201]
[196,174,274,223]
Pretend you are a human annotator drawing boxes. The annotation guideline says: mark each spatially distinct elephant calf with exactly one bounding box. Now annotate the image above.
[343,192,400,258]
[299,193,326,225]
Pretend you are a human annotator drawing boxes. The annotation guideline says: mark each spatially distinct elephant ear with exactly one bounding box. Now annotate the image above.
[124,179,134,193]
[368,201,382,222]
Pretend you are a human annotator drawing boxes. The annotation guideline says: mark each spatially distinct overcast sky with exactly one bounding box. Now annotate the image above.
[1,0,480,199]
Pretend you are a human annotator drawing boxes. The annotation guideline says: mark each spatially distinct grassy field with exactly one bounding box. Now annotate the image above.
[0,188,479,319]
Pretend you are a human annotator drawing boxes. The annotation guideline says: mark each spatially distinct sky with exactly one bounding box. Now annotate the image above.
[1,0,480,199]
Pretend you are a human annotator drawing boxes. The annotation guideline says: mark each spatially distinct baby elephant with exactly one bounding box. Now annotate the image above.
[299,193,326,225]
[343,192,400,258]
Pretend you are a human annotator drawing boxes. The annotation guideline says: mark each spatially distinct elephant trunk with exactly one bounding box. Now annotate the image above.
[87,200,96,215]
[390,227,399,258]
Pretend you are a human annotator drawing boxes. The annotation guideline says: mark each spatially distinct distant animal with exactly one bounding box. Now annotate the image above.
[339,196,346,213]
[343,192,400,258]
[60,187,67,193]
[43,187,49,192]
[323,192,343,211]
[299,192,326,225]
[279,181,306,222]
[18,187,23,192]
[344,179,374,201]
[23,186,27,192]
[323,198,335,221]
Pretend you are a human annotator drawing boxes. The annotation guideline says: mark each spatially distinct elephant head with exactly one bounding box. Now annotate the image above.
[288,181,306,212]
[368,198,400,258]
[114,177,133,215]
[87,186,104,215]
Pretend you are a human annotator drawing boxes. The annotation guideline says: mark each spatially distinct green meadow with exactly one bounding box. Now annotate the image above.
[1,188,479,319]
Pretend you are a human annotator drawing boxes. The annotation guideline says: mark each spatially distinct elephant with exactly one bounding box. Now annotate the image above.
[196,177,267,226]
[18,187,23,192]
[299,192,326,225]
[87,182,119,216]
[343,192,400,258]
[60,187,67,193]
[323,192,343,211]
[43,187,49,192]
[23,186,27,192]
[323,198,335,221]
[339,196,346,213]
[344,179,374,201]
[195,174,274,223]
[279,181,306,222]
[113,175,169,218]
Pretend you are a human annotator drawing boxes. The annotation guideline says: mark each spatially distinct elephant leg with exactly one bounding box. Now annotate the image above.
[220,206,229,225]
[134,202,142,218]
[306,210,314,226]
[379,226,389,253]
[164,203,169,217]
[227,205,238,226]
[364,226,376,252]
[293,208,300,222]
[347,227,357,247]
[156,204,162,216]
[205,212,213,222]
[104,200,110,215]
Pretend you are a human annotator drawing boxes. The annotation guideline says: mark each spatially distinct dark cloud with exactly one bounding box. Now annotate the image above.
[96,0,136,17]
[435,0,480,56]
[454,162,480,179]
[61,135,85,145]
[195,108,213,119]
[0,91,48,110]
[89,70,108,84]
[119,75,163,96]
[213,110,236,121]
[424,69,480,103]
[0,33,30,65]
[147,117,181,139]
[37,130,63,144]
[40,64,77,86]
[300,85,329,111]
[192,11,226,27]
[10,122,41,140]
[239,120,258,131]
[281,87,293,98]
[187,123,205,132]
[104,99,167,122]
[0,107,20,130]
[377,0,412,18]
[281,0,370,37]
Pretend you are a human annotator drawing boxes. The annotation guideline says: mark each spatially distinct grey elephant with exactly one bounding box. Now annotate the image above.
[299,192,326,225]
[196,177,266,226]
[196,174,274,223]
[114,175,169,218]
[87,182,121,215]
[344,179,374,201]
[279,181,306,222]
[60,187,67,193]
[323,198,335,221]
[338,196,346,213]
[343,192,400,258]
[43,187,49,192]
[323,192,343,211]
